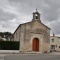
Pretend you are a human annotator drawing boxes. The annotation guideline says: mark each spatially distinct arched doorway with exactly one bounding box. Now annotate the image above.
[32,38,39,51]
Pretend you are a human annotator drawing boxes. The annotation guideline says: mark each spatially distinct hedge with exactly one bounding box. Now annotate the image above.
[0,41,19,50]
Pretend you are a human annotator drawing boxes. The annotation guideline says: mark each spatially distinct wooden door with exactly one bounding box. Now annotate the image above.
[32,38,39,51]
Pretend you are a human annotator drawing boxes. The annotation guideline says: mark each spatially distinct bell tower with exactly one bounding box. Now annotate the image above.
[32,9,41,22]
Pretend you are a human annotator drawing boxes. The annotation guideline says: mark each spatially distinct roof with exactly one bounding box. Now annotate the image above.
[50,36,60,38]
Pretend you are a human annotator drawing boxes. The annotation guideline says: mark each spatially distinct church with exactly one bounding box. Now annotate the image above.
[12,10,50,53]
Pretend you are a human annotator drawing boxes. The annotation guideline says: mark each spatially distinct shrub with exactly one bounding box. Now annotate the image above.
[0,41,19,50]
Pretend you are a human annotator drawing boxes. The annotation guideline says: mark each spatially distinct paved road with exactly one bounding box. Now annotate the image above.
[0,54,5,60]
[4,53,60,60]
[0,56,4,60]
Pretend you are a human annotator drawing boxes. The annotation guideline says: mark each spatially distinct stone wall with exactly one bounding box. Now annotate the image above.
[19,20,50,52]
[14,26,20,41]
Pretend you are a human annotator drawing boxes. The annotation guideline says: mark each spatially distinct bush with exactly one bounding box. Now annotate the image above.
[0,41,19,50]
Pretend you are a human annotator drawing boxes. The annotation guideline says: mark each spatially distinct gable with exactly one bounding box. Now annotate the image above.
[31,20,50,31]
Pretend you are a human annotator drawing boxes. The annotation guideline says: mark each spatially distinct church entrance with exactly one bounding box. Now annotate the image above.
[32,38,39,51]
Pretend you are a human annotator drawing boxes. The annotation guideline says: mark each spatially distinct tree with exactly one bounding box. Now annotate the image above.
[0,32,12,41]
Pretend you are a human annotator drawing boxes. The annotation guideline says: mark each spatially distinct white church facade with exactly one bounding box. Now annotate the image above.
[12,10,50,53]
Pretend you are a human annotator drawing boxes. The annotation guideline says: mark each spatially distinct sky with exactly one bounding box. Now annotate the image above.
[0,0,60,36]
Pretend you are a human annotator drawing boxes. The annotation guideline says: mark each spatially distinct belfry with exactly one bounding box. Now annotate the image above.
[32,9,41,21]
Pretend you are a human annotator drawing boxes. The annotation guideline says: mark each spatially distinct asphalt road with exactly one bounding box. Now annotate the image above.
[4,54,60,60]
[0,54,4,60]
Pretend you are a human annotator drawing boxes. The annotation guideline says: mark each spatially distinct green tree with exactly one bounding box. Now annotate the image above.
[0,32,12,41]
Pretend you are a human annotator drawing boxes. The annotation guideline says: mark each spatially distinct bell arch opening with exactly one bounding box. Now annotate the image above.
[32,38,39,51]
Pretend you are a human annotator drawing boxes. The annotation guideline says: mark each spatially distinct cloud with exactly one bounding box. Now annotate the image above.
[0,0,60,36]
[48,19,60,35]
[42,0,60,22]
[0,9,16,21]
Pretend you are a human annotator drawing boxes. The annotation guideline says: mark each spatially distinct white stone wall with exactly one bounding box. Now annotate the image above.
[20,20,50,52]
[13,20,50,52]
[14,26,20,41]
[50,36,60,52]
[20,24,26,51]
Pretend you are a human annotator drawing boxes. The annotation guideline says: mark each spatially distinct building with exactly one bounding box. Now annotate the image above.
[12,10,50,53]
[50,34,60,52]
